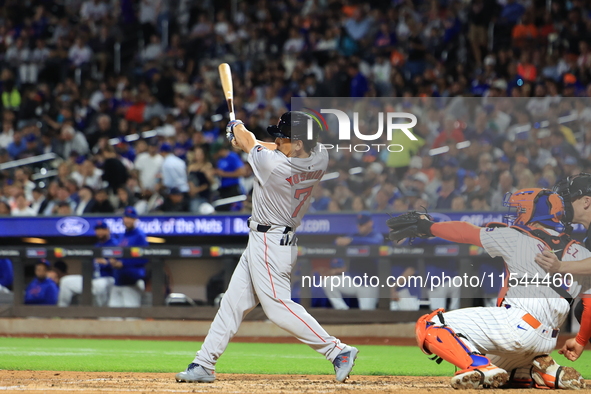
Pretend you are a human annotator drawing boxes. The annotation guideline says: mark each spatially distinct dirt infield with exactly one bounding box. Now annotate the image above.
[0,370,553,394]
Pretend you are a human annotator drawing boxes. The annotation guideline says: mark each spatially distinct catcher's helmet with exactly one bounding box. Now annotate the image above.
[267,111,323,151]
[503,188,565,230]
[553,172,591,223]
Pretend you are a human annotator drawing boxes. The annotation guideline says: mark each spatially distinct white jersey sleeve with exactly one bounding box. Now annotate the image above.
[479,227,519,259]
[248,145,276,185]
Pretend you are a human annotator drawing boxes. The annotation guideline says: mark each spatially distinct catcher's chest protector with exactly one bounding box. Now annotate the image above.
[510,226,578,262]
[485,222,577,261]
[486,222,578,306]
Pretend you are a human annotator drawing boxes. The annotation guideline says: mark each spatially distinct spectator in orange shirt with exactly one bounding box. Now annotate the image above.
[517,51,537,82]
[512,12,537,48]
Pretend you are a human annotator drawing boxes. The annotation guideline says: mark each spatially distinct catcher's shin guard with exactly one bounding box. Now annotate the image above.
[416,309,491,371]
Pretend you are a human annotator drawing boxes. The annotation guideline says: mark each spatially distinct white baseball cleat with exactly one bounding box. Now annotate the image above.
[532,355,585,390]
[175,363,216,383]
[451,365,509,389]
[333,345,359,383]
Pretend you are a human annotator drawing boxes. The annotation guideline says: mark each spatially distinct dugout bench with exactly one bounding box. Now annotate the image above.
[0,244,496,321]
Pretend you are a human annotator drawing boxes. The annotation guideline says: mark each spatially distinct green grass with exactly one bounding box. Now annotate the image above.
[0,337,589,377]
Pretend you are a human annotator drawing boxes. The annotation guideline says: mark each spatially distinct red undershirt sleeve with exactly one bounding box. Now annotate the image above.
[430,222,484,248]
[576,297,591,346]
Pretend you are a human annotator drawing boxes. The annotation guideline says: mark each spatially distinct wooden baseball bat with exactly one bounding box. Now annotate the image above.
[218,63,235,121]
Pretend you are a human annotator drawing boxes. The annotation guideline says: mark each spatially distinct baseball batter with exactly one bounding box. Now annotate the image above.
[388,188,589,389]
[176,111,358,384]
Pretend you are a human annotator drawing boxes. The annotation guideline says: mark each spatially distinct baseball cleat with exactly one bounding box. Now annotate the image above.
[532,355,585,390]
[333,345,359,383]
[450,365,509,389]
[175,363,216,383]
[503,367,534,388]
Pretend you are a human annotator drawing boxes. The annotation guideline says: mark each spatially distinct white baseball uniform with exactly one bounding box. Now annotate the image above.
[431,226,591,372]
[58,275,115,307]
[193,143,347,370]
[58,260,115,307]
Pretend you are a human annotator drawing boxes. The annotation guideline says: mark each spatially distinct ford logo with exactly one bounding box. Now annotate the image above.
[56,217,90,236]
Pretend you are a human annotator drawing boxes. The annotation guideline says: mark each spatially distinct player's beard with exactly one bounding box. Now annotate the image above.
[97,235,108,242]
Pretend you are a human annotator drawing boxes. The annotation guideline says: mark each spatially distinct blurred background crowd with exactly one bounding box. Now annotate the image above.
[0,0,590,216]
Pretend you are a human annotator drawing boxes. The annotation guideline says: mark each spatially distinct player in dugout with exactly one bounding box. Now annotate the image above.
[387,188,589,390]
[0,258,13,293]
[58,221,117,307]
[24,259,58,305]
[108,207,149,308]
[321,212,383,310]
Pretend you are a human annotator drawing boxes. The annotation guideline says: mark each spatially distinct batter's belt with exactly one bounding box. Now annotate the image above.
[247,218,293,234]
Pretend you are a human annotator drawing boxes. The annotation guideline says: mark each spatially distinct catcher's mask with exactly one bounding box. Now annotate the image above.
[503,188,565,230]
[553,172,591,224]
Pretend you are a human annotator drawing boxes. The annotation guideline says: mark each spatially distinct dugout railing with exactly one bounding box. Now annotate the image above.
[0,244,498,323]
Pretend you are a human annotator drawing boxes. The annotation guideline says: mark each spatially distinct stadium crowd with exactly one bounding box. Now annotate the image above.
[0,0,589,216]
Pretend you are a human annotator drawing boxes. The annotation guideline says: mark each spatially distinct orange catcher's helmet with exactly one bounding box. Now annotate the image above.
[503,188,565,230]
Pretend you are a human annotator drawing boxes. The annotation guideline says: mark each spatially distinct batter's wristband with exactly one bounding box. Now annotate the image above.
[417,219,434,236]
[229,120,244,132]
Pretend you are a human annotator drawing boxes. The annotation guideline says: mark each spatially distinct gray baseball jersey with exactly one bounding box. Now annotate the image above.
[248,143,328,229]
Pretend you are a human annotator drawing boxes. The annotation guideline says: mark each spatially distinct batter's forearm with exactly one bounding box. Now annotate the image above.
[430,222,483,247]
[233,124,257,153]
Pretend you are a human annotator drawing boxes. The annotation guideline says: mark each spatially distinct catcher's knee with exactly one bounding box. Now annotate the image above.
[416,308,446,352]
[415,308,490,370]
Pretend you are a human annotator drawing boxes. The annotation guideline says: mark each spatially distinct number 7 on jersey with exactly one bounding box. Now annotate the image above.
[292,186,314,218]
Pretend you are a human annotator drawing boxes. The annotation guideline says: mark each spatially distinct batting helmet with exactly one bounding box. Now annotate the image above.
[553,172,591,224]
[503,188,565,230]
[267,111,323,152]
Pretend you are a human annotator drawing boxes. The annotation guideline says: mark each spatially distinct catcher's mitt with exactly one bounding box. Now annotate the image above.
[386,211,435,242]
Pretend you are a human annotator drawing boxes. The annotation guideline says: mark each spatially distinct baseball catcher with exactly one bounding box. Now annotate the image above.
[388,188,590,389]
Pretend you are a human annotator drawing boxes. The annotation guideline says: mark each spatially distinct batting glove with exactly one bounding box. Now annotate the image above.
[226,120,244,133]
[225,120,243,142]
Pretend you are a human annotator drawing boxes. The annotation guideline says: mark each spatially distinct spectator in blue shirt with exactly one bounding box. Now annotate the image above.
[0,258,13,291]
[500,0,525,25]
[215,143,246,212]
[24,260,58,305]
[322,212,384,310]
[58,220,118,306]
[436,174,460,210]
[7,130,27,159]
[108,207,149,307]
[348,62,368,98]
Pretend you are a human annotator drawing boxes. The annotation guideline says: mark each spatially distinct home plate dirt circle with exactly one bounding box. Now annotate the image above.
[4,371,585,393]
